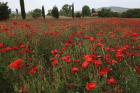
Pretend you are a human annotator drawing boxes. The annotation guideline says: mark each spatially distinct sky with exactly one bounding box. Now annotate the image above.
[1,0,140,13]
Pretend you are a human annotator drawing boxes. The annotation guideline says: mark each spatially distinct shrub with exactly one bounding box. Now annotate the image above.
[51,6,59,19]
[31,9,42,19]
[0,2,11,20]
[98,8,119,17]
[121,9,140,18]
[75,12,82,18]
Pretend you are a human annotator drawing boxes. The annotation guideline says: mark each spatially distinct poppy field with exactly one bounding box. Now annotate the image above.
[0,18,140,93]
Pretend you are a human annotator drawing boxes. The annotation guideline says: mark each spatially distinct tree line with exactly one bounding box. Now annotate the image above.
[0,1,140,20]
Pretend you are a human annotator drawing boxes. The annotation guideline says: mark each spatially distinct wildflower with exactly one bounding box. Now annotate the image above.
[71,67,79,74]
[83,55,93,62]
[86,82,96,91]
[99,68,110,77]
[28,67,38,76]
[94,60,101,68]
[52,59,58,66]
[28,58,33,62]
[81,61,89,69]
[51,49,58,56]
[0,43,5,48]
[9,59,23,70]
[62,55,71,64]
[107,77,117,85]
[89,37,95,42]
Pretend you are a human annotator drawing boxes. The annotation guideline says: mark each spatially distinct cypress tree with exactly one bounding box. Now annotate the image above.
[42,6,45,19]
[72,3,74,18]
[16,9,18,19]
[20,0,26,19]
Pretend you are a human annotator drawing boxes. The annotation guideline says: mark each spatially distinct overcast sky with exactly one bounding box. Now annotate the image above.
[1,0,140,13]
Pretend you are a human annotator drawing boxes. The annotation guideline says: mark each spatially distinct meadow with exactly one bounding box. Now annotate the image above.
[0,18,140,93]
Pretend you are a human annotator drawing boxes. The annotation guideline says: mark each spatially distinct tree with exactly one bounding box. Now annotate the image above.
[20,0,26,19]
[72,3,74,18]
[42,6,45,19]
[98,8,119,17]
[75,12,81,18]
[51,6,59,19]
[47,9,52,16]
[92,8,96,13]
[31,9,42,18]
[82,5,91,17]
[16,9,18,19]
[121,9,140,18]
[0,2,11,20]
[60,4,72,17]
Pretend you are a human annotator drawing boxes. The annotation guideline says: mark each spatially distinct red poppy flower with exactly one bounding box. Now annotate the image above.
[81,61,89,69]
[94,60,101,68]
[9,59,23,70]
[83,55,93,62]
[28,67,38,76]
[52,59,58,66]
[62,55,71,64]
[0,43,5,48]
[86,82,96,91]
[71,67,79,74]
[51,49,58,56]
[99,68,110,77]
[107,77,117,85]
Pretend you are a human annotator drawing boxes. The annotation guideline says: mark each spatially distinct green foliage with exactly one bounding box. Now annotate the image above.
[92,8,96,13]
[20,0,26,19]
[47,9,52,16]
[75,12,82,18]
[121,9,140,18]
[51,6,59,19]
[0,72,14,93]
[82,5,91,17]
[60,4,72,17]
[42,6,45,19]
[31,9,42,18]
[0,2,11,20]
[98,8,119,17]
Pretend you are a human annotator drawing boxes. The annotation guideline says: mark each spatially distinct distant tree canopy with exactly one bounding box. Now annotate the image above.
[52,6,59,19]
[0,2,11,20]
[60,4,72,17]
[121,9,140,18]
[75,12,82,18]
[82,5,91,17]
[92,8,96,13]
[31,8,42,18]
[98,8,119,17]
[47,9,52,16]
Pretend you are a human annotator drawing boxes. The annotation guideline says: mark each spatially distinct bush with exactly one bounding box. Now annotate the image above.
[0,2,11,20]
[98,8,119,17]
[75,12,82,18]
[51,6,59,19]
[31,9,42,18]
[121,9,140,18]
[82,5,91,17]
